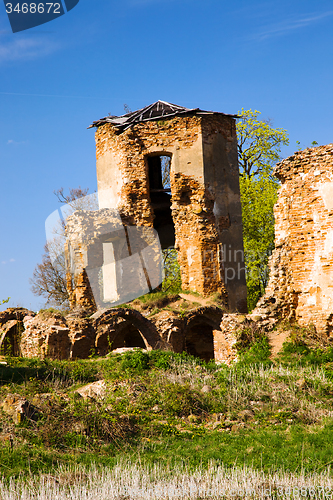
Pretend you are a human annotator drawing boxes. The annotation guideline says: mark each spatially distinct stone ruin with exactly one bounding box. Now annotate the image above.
[0,305,224,363]
[1,101,248,364]
[254,143,333,337]
[67,100,248,314]
[218,143,333,357]
[1,103,332,364]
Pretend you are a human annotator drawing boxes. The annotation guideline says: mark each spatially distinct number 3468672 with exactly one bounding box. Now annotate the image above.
[5,3,61,14]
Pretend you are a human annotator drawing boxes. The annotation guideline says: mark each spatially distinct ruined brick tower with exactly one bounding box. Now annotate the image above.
[86,101,247,312]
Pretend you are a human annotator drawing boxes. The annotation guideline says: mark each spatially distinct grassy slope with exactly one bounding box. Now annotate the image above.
[1,324,333,481]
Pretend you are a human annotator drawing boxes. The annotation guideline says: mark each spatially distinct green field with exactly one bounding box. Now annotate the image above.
[1,329,333,497]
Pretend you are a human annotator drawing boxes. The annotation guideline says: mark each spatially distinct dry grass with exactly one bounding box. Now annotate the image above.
[1,462,332,499]
[153,359,333,414]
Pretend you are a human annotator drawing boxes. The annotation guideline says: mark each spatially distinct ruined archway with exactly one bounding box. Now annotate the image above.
[183,307,223,362]
[0,320,21,356]
[93,308,169,355]
[109,320,147,351]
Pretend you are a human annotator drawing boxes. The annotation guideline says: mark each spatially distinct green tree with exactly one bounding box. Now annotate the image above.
[237,109,289,178]
[161,248,181,293]
[239,175,279,310]
[236,109,289,311]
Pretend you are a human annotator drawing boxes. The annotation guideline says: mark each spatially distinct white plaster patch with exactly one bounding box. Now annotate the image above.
[318,182,333,211]
[324,230,333,257]
[313,209,320,224]
[187,247,195,267]
[306,294,317,306]
[275,228,288,245]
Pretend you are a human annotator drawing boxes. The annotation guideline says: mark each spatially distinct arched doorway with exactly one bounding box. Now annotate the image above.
[183,308,223,362]
[112,321,147,350]
[184,320,215,362]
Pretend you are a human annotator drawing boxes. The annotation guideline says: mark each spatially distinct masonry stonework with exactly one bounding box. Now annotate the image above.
[254,144,333,336]
[86,102,247,312]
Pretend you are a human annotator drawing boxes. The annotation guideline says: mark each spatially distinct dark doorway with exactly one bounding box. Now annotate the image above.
[112,322,146,350]
[0,326,20,356]
[147,155,175,249]
[185,322,215,362]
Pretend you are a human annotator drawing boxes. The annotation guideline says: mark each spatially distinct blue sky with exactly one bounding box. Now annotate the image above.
[0,0,332,311]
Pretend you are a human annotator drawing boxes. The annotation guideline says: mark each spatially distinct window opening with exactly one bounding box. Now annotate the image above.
[148,155,171,193]
[147,154,175,249]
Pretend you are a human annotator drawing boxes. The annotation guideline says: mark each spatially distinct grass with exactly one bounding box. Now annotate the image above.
[1,330,333,494]
[1,461,332,499]
[131,291,180,311]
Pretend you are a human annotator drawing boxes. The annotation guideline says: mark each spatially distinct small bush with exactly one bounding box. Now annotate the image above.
[238,336,272,365]
[160,383,206,417]
[120,350,150,372]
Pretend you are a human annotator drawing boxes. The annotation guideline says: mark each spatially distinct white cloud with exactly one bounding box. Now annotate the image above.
[0,35,58,63]
[7,139,28,145]
[252,11,333,41]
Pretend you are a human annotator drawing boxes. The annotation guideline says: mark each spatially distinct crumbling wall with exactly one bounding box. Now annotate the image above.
[254,144,333,336]
[21,314,70,359]
[0,308,34,356]
[171,171,227,297]
[92,308,169,355]
[93,113,246,309]
[2,306,225,362]
[95,116,201,225]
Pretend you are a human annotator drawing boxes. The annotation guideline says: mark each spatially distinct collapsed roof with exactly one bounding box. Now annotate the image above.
[89,100,236,131]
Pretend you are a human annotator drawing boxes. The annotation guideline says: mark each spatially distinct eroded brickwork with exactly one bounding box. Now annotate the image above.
[255,144,333,336]
[91,106,247,310]
[95,116,201,226]
[170,171,226,297]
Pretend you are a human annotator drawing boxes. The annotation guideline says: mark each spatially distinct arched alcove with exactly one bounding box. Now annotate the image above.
[184,321,215,362]
[111,321,147,350]
[93,308,168,355]
[182,307,223,362]
[0,322,21,356]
